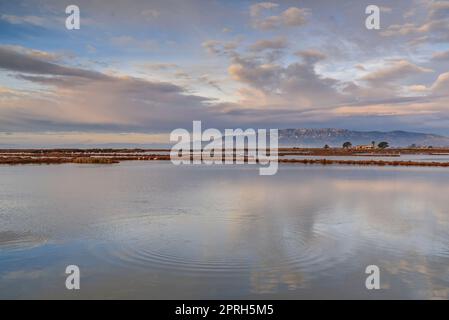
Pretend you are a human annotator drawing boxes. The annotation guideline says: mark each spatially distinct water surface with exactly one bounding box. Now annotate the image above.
[1,162,449,299]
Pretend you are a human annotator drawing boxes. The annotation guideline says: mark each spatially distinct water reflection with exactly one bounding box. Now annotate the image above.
[0,162,449,299]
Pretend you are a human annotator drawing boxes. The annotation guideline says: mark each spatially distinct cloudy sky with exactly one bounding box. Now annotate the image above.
[1,0,449,146]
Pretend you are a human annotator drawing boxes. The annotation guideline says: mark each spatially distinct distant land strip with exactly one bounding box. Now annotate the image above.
[278,158,449,167]
[1,148,449,167]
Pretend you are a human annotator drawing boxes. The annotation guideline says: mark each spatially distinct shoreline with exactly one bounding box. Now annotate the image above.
[1,148,449,167]
[278,158,449,167]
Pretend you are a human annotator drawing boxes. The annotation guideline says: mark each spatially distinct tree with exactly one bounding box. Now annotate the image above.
[343,141,352,149]
[324,144,330,149]
[378,141,389,149]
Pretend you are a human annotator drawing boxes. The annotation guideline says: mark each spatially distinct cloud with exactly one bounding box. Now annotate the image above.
[295,49,327,64]
[281,7,309,27]
[429,1,449,19]
[2,41,449,140]
[202,40,223,55]
[0,45,61,62]
[202,40,239,56]
[0,86,23,97]
[198,74,223,92]
[381,21,448,37]
[206,41,339,111]
[0,45,353,134]
[249,2,279,17]
[406,84,429,94]
[141,63,179,70]
[249,38,288,51]
[0,81,214,133]
[3,1,449,140]
[0,45,217,132]
[0,45,107,80]
[431,72,449,93]
[0,132,170,147]
[381,1,449,43]
[360,60,433,84]
[174,71,190,79]
[227,48,342,109]
[345,60,435,100]
[249,3,309,30]
[432,50,449,61]
[228,61,281,92]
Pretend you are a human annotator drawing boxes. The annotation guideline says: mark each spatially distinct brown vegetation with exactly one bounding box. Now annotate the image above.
[278,158,449,167]
[1,148,449,168]
[72,157,119,164]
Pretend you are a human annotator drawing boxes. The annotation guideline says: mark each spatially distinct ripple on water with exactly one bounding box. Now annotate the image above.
[88,213,363,281]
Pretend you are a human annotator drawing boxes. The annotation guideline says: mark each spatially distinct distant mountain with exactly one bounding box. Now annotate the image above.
[278,128,449,147]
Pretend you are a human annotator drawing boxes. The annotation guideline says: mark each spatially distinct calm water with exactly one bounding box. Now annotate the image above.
[1,162,449,299]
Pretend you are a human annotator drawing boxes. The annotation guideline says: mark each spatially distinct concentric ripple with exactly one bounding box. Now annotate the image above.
[88,212,361,281]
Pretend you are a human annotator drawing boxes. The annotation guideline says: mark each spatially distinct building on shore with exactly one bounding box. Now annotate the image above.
[354,145,375,150]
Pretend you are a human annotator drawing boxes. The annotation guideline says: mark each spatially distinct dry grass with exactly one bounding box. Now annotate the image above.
[1,148,449,168]
[279,158,449,167]
[72,157,119,164]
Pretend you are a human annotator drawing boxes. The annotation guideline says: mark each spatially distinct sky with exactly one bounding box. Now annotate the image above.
[1,0,449,146]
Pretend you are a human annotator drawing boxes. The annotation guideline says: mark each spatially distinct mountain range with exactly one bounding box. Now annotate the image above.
[278,128,449,147]
[2,129,449,148]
